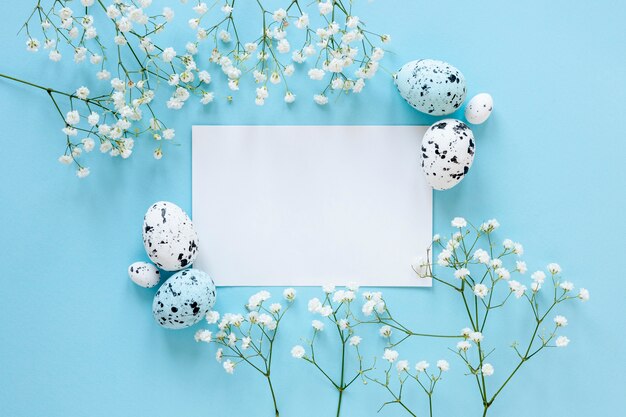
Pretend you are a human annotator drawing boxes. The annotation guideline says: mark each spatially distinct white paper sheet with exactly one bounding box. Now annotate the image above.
[192,125,432,287]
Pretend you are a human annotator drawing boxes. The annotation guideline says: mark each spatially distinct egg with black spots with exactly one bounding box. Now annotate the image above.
[128,261,160,288]
[394,59,467,116]
[152,268,216,330]
[420,119,475,190]
[142,201,199,271]
[465,93,493,125]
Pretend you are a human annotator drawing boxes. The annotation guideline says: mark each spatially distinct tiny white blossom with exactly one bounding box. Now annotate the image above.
[291,345,305,358]
[76,167,90,178]
[284,92,296,103]
[457,341,471,351]
[454,268,470,280]
[296,13,309,29]
[312,320,325,331]
[223,360,235,374]
[349,336,361,346]
[531,271,546,284]
[75,86,90,100]
[469,331,483,343]
[379,325,392,338]
[308,298,322,313]
[396,360,409,372]
[383,349,398,363]
[554,315,568,327]
[436,360,450,371]
[219,30,231,43]
[283,288,296,301]
[308,68,325,80]
[313,94,328,105]
[473,249,490,265]
[273,8,287,21]
[65,110,80,125]
[482,363,494,376]
[194,329,212,343]
[58,155,73,165]
[547,263,562,274]
[451,217,467,228]
[415,361,430,372]
[578,288,590,302]
[193,2,208,14]
[318,1,333,15]
[555,336,570,347]
[412,257,430,278]
[82,138,95,152]
[322,284,336,294]
[473,284,489,299]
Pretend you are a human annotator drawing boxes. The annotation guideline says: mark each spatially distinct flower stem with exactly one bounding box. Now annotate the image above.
[266,373,279,417]
[336,388,343,417]
[0,72,49,92]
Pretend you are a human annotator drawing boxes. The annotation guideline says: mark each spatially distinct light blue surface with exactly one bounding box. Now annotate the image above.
[1,1,625,416]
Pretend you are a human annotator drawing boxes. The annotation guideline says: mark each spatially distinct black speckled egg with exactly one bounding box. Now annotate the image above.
[420,119,475,190]
[142,201,199,272]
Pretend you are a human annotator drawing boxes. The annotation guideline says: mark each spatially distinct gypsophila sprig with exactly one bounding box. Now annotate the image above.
[367,356,450,417]
[195,288,296,417]
[2,0,390,177]
[397,217,590,417]
[294,284,375,417]
[357,290,462,348]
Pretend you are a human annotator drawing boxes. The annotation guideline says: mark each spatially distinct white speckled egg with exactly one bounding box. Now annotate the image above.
[152,268,216,329]
[142,201,199,271]
[394,59,467,116]
[465,93,493,125]
[421,119,475,190]
[128,261,161,288]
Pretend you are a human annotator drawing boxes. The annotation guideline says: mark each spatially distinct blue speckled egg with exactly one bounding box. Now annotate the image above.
[421,119,475,190]
[142,201,199,271]
[394,59,467,116]
[152,268,216,329]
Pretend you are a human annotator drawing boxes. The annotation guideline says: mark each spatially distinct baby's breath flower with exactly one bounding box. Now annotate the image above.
[383,349,398,363]
[291,345,305,359]
[482,363,494,376]
[379,325,392,338]
[415,361,430,372]
[349,336,361,346]
[555,336,570,347]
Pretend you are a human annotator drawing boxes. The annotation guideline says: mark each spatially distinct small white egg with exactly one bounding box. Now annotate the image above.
[128,261,161,288]
[465,93,493,125]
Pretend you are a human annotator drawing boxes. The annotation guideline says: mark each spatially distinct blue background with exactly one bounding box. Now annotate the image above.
[1,1,624,416]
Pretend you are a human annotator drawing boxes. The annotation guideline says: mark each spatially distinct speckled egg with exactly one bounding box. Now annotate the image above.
[465,93,493,125]
[142,201,199,271]
[420,119,475,190]
[394,59,467,116]
[152,268,216,329]
[128,261,161,288]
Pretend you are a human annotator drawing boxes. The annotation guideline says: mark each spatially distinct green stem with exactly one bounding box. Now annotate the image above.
[336,387,343,417]
[266,373,279,417]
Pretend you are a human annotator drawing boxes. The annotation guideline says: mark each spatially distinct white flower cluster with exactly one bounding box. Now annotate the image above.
[17,0,390,176]
[195,288,296,376]
[190,217,588,417]
[187,0,390,106]
[407,217,589,415]
[293,283,374,413]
